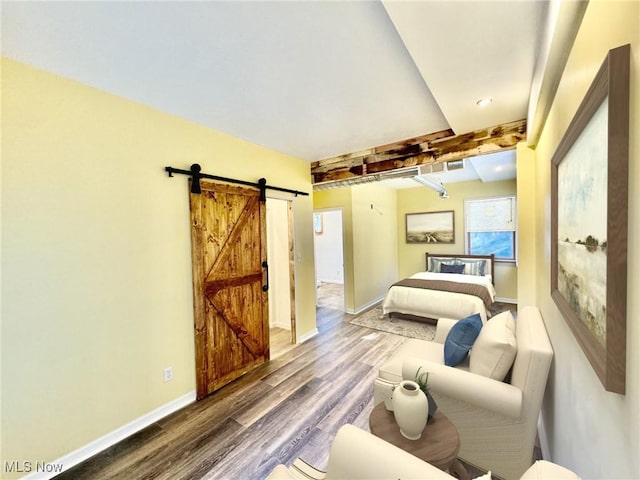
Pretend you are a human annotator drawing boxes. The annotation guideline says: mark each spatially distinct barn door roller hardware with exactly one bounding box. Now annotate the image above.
[165,164,309,201]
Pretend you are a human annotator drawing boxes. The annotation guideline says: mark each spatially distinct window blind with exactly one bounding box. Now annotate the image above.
[465,196,516,232]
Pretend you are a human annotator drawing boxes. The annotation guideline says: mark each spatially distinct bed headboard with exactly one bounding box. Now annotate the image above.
[425,252,495,283]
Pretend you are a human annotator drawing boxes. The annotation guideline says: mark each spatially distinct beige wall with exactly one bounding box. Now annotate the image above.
[516,142,537,307]
[1,58,316,474]
[350,183,398,311]
[522,2,639,477]
[396,178,518,300]
[313,183,398,313]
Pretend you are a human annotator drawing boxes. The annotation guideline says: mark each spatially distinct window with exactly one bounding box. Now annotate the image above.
[464,195,517,262]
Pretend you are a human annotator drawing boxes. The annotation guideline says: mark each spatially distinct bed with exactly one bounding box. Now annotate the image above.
[382,253,496,324]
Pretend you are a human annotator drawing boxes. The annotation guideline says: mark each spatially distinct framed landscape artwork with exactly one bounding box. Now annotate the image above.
[551,44,629,394]
[406,210,454,244]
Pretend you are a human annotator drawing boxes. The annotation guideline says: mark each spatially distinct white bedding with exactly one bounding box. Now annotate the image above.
[382,271,496,323]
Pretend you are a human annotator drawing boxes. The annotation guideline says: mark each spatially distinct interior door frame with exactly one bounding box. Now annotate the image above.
[313,207,346,312]
[266,193,297,343]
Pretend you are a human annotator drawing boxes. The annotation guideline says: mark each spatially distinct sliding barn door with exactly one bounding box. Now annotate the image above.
[190,181,269,399]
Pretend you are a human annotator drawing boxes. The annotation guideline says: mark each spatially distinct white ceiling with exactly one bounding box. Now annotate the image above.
[380,149,518,189]
[1,1,548,162]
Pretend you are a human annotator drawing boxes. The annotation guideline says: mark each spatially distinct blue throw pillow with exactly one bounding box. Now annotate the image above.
[440,263,465,274]
[443,313,483,367]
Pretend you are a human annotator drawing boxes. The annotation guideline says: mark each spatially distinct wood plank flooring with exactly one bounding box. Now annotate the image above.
[55,296,535,480]
[315,282,344,310]
[55,305,407,480]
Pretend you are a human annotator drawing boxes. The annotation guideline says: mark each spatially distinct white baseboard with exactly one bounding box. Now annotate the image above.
[24,391,196,480]
[271,321,292,330]
[346,296,384,315]
[296,328,318,344]
[495,297,517,304]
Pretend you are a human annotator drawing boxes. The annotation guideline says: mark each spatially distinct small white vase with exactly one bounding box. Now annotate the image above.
[392,380,428,440]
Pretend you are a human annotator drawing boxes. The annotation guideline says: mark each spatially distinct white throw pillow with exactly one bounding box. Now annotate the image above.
[470,310,517,380]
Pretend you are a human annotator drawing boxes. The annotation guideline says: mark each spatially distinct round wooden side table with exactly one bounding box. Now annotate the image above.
[369,402,469,480]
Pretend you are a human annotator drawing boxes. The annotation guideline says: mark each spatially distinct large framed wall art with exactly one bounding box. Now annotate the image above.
[406,210,455,244]
[551,44,630,394]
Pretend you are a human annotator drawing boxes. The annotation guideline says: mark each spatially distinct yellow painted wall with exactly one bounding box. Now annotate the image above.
[313,183,398,313]
[516,142,537,307]
[396,179,518,300]
[350,183,398,311]
[1,58,316,473]
[525,2,639,477]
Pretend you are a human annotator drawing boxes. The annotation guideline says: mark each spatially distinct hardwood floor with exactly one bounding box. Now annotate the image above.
[316,282,344,310]
[55,299,537,480]
[56,305,407,480]
[268,326,296,360]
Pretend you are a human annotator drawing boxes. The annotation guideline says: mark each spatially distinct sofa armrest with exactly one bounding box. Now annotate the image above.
[521,461,580,479]
[434,317,457,343]
[402,358,523,419]
[325,424,454,479]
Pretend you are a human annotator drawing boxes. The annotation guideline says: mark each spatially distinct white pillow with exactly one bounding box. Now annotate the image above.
[470,310,517,380]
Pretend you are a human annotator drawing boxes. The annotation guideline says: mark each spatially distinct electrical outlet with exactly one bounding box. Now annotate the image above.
[163,367,173,383]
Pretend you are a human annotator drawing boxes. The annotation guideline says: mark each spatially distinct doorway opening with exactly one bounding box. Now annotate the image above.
[266,197,296,359]
[313,209,345,311]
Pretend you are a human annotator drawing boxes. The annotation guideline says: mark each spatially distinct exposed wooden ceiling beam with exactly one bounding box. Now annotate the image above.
[311,119,526,185]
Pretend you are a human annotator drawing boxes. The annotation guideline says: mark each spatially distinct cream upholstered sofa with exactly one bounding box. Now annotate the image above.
[373,306,553,480]
[265,423,453,480]
[265,424,578,480]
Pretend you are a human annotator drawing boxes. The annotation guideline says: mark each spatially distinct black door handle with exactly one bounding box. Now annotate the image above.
[262,261,269,292]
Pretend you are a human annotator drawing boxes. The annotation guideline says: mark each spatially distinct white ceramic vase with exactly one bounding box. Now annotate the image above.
[392,380,428,440]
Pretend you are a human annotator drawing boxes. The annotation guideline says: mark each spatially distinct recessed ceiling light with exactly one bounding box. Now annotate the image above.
[476,97,493,107]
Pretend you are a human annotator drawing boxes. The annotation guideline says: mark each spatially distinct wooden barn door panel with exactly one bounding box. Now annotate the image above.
[190,181,269,399]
